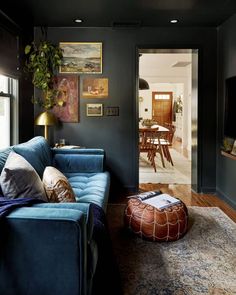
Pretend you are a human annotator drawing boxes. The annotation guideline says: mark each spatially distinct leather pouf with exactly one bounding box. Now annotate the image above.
[124,198,188,242]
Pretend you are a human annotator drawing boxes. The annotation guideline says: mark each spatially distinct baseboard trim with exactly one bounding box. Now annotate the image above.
[123,186,137,194]
[216,187,236,210]
[109,185,137,198]
[198,187,217,194]
[191,185,218,195]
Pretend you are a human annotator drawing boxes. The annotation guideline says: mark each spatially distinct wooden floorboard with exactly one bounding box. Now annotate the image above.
[110,184,236,223]
[120,140,236,222]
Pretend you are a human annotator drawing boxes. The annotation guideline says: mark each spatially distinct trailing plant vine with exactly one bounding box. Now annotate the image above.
[24,40,65,110]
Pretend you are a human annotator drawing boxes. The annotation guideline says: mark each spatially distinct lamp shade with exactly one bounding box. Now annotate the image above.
[35,111,57,126]
[139,78,150,90]
[35,111,57,141]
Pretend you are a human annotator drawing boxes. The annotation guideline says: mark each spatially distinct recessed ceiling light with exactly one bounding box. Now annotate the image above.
[170,19,178,24]
[74,19,83,23]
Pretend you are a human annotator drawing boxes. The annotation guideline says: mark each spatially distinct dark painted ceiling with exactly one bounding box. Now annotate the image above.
[1,0,236,28]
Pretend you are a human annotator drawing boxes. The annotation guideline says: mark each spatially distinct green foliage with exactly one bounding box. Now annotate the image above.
[24,40,64,110]
[142,119,156,127]
[176,96,183,114]
[222,137,233,152]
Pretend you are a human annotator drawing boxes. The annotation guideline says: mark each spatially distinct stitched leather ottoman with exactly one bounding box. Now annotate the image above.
[124,198,188,241]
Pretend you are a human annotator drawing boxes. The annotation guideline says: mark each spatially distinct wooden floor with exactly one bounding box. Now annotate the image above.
[110,183,236,223]
[110,139,236,223]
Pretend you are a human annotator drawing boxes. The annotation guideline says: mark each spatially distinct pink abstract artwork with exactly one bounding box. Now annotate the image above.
[53,75,79,122]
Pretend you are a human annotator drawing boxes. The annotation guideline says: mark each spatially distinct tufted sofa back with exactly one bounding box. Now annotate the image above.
[0,137,52,179]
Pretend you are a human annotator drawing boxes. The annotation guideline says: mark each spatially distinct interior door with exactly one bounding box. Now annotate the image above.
[152,92,173,125]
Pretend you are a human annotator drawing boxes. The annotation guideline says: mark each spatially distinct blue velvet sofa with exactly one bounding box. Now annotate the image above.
[0,136,110,295]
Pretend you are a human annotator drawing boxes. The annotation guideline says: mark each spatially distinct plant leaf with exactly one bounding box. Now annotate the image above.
[25,45,31,55]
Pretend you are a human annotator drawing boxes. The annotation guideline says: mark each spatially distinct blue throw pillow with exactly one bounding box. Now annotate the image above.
[13,136,52,178]
[0,151,48,201]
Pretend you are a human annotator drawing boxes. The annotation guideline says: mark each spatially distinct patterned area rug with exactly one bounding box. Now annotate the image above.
[139,149,191,184]
[107,204,236,295]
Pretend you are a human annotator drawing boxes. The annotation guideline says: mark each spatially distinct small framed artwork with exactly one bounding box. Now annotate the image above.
[86,103,103,116]
[231,140,236,155]
[53,75,79,122]
[82,78,108,98]
[59,42,102,74]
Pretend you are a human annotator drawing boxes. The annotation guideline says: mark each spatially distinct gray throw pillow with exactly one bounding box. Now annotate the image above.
[0,151,48,201]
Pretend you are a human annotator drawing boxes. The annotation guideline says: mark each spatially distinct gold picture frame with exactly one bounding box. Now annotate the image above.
[86,103,103,116]
[82,77,108,98]
[59,42,102,74]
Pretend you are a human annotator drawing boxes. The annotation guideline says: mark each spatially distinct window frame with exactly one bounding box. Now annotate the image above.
[0,74,18,148]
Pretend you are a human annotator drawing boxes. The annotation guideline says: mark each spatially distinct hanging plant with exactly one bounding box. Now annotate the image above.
[24,40,65,110]
[176,96,183,114]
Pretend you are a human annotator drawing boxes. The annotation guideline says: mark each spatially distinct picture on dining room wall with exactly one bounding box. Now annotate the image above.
[59,42,102,74]
[86,103,103,116]
[52,75,79,122]
[231,140,236,156]
[82,78,108,98]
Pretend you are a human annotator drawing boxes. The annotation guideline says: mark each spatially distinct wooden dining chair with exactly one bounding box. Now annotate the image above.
[151,130,166,168]
[159,124,176,166]
[139,128,158,172]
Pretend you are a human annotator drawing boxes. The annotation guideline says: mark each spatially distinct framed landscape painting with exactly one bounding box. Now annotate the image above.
[82,78,108,98]
[60,42,102,74]
[53,75,79,122]
[86,103,103,116]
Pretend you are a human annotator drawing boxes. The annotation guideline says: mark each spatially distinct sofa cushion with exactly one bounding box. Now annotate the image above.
[65,172,110,211]
[53,154,104,174]
[0,151,47,201]
[43,166,76,203]
[13,136,52,178]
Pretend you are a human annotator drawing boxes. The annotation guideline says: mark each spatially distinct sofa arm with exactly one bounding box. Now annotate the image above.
[0,207,88,295]
[33,202,94,242]
[52,149,105,173]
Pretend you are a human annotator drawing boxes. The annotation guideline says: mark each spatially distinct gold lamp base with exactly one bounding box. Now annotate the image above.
[35,111,58,141]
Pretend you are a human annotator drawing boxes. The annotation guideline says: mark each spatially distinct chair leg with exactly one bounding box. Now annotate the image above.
[150,151,157,172]
[162,145,168,160]
[165,146,174,166]
[159,146,165,168]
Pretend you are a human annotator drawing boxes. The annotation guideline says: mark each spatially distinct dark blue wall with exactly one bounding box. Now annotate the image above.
[0,12,34,144]
[217,14,236,208]
[34,26,217,193]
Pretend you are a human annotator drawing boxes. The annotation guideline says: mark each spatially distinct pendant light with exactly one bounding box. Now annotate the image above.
[139,78,150,90]
[139,53,150,90]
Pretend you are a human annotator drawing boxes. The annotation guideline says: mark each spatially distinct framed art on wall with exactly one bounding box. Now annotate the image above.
[82,78,108,98]
[53,75,79,122]
[86,103,103,116]
[231,140,236,156]
[59,42,102,74]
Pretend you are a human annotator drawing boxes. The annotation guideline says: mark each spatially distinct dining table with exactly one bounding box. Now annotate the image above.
[139,124,170,168]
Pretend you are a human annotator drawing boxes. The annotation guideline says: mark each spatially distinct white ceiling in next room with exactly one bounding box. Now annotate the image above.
[139,53,192,84]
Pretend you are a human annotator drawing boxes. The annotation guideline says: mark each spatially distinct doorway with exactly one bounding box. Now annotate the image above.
[138,49,198,190]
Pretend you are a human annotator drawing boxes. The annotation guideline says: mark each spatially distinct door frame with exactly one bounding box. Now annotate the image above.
[135,47,201,193]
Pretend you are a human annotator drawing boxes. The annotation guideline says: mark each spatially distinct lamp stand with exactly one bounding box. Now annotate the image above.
[44,125,49,141]
[35,111,58,142]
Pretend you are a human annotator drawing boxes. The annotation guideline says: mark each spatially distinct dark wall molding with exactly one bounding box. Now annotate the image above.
[216,188,236,210]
